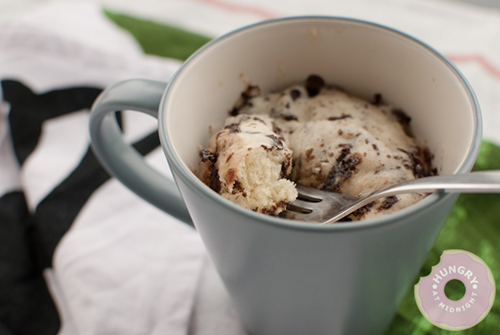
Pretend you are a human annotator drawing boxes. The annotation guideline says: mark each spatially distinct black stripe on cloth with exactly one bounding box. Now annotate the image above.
[2,80,102,166]
[2,79,162,269]
[1,79,162,334]
[33,131,161,269]
[0,191,59,335]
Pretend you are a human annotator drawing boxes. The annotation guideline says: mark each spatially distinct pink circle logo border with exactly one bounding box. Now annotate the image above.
[414,249,495,331]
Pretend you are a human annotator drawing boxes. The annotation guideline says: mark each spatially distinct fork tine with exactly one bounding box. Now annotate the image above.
[297,192,322,202]
[284,184,361,223]
[288,197,318,210]
[286,203,312,214]
[280,209,316,222]
[295,185,324,201]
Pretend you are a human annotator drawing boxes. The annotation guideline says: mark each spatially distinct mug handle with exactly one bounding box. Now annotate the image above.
[89,79,193,226]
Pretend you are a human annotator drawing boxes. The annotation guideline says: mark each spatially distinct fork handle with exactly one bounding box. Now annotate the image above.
[369,170,500,199]
[324,170,500,224]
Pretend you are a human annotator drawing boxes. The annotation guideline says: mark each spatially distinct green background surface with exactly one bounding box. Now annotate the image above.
[104,10,500,334]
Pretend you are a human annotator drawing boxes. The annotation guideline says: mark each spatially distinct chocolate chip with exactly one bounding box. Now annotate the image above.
[305,75,325,97]
[373,93,383,105]
[392,108,411,123]
[328,114,352,121]
[399,147,435,178]
[392,109,413,136]
[344,152,362,169]
[336,144,352,163]
[290,89,301,101]
[281,156,292,178]
[252,117,266,124]
[210,171,221,192]
[281,113,298,121]
[232,180,246,197]
[229,107,239,116]
[272,122,283,135]
[241,85,261,100]
[200,149,214,161]
[324,152,362,191]
[380,196,398,210]
[423,147,434,169]
[225,124,241,133]
[267,134,284,147]
[199,149,220,193]
[229,85,261,115]
[352,203,373,218]
[227,168,235,181]
[305,148,315,162]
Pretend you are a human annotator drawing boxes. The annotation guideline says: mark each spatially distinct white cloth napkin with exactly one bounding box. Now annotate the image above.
[0,5,211,334]
[1,1,499,334]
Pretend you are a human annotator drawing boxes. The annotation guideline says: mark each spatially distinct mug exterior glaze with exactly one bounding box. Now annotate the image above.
[90,17,482,335]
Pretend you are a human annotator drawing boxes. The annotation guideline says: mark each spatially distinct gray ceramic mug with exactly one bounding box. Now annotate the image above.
[89,17,482,335]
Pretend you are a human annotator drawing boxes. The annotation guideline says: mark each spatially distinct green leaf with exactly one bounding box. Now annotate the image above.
[104,9,212,60]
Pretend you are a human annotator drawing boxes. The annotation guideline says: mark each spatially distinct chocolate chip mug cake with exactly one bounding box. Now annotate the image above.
[199,75,435,221]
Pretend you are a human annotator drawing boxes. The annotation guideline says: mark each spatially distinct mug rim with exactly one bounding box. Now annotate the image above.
[159,15,482,232]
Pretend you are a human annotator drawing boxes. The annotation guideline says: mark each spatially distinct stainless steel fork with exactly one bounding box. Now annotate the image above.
[282,170,500,224]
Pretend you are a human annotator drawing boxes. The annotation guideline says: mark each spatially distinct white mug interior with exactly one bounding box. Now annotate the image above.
[163,16,481,210]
